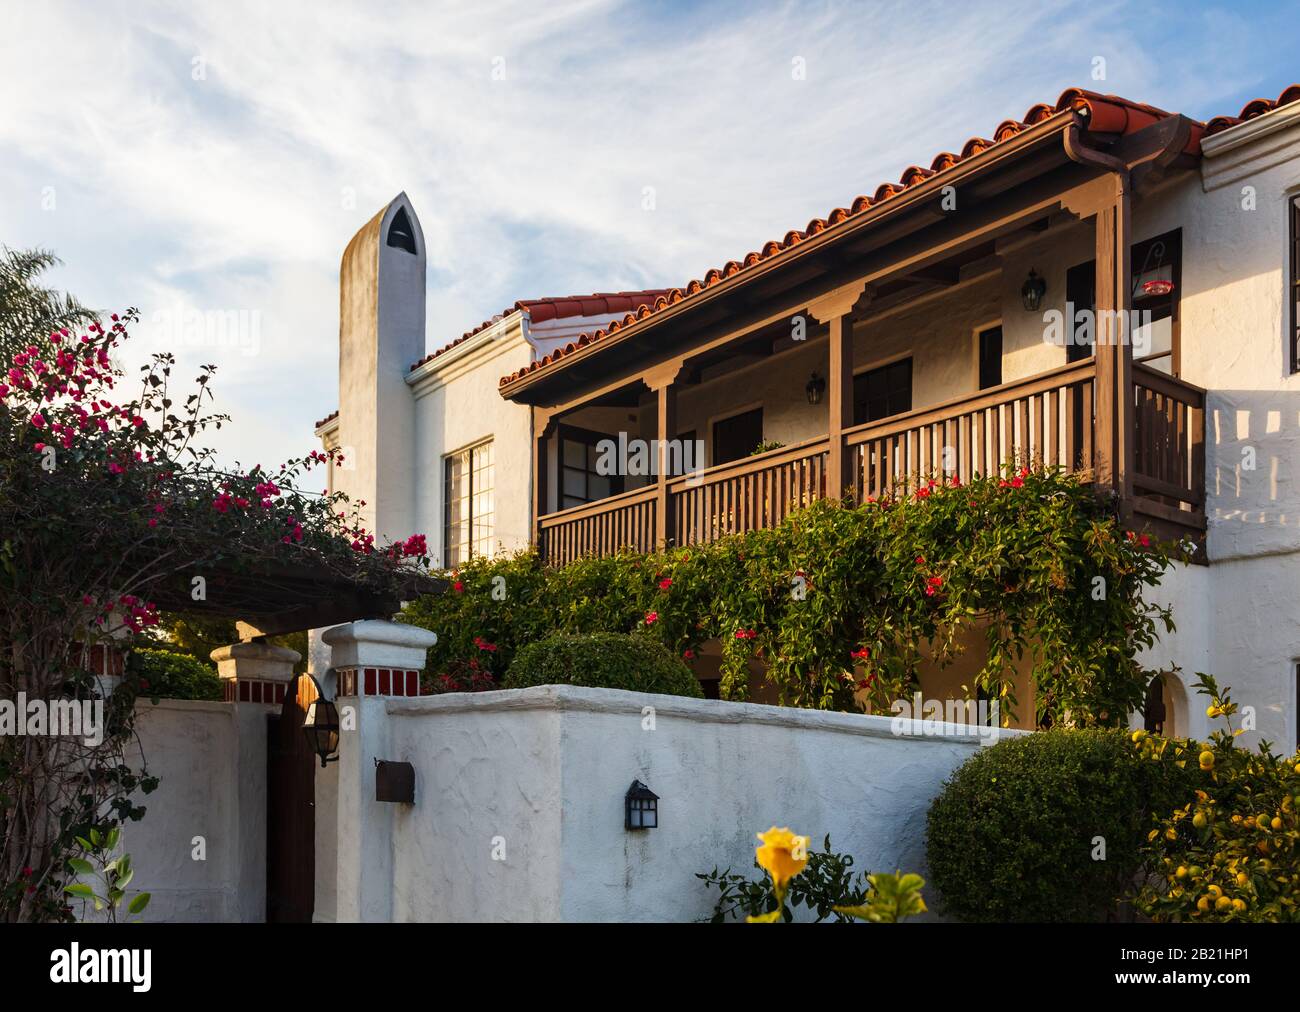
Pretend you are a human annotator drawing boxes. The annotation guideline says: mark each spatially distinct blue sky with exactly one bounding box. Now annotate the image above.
[1,0,1296,466]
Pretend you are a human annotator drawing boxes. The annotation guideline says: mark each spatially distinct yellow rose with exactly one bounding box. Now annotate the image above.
[755,826,809,890]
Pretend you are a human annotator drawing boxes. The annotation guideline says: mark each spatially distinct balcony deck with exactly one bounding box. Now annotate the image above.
[536,360,1205,566]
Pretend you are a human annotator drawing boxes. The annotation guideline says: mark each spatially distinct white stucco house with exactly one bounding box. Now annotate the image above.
[309,82,1300,751]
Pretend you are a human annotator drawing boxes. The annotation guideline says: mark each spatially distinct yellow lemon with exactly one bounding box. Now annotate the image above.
[1199,750,1215,770]
[1236,872,1249,887]
[1176,866,1189,880]
[1216,895,1233,911]
[1257,814,1271,830]
[1208,884,1222,898]
[1272,816,1283,830]
[1232,898,1247,912]
[1193,812,1208,830]
[1196,895,1211,912]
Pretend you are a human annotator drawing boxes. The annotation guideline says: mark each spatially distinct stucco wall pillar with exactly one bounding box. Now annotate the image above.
[322,620,438,923]
[209,639,301,921]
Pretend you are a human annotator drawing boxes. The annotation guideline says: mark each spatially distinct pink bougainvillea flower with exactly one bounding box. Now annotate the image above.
[30,412,46,429]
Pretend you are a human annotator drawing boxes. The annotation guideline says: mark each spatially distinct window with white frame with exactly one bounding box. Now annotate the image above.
[443,440,494,567]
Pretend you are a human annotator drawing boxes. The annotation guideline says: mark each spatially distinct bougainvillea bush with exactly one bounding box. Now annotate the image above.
[402,467,1175,726]
[0,255,427,921]
[1132,674,1300,922]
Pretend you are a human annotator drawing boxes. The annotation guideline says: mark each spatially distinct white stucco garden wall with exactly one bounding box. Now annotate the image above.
[120,699,255,922]
[352,685,1008,923]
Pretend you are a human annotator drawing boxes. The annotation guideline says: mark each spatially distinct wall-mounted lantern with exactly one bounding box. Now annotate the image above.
[375,758,415,804]
[804,372,826,405]
[625,780,659,830]
[302,675,339,769]
[1020,269,1047,312]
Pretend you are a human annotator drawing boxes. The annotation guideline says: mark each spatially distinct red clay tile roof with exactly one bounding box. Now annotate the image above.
[314,409,339,429]
[1204,83,1300,136]
[407,290,673,373]
[495,86,1229,390]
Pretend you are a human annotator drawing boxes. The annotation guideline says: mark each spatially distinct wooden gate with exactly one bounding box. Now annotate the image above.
[266,673,318,923]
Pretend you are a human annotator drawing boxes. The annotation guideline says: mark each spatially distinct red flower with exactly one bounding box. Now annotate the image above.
[453,581,464,593]
[734,628,756,640]
[473,636,497,652]
[850,647,870,661]
[644,611,658,625]
[659,577,672,591]
[683,649,695,660]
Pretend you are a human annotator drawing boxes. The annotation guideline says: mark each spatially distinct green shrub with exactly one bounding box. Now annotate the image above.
[400,468,1175,724]
[925,728,1191,922]
[502,632,703,698]
[127,648,222,701]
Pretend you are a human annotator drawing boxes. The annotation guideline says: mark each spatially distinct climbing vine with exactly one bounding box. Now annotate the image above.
[402,467,1179,726]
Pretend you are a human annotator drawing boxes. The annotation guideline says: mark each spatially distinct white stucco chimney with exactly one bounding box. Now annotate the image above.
[335,193,426,543]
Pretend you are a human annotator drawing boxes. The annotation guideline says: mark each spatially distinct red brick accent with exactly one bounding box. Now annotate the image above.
[222,679,288,705]
[335,668,424,697]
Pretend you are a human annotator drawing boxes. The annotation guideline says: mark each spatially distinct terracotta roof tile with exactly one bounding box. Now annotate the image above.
[314,409,339,430]
[407,290,672,373]
[497,86,1211,390]
[1204,83,1300,136]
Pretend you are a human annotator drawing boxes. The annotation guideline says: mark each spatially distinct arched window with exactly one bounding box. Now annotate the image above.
[386,207,417,254]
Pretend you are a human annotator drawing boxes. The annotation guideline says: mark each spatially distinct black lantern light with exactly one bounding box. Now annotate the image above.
[303,675,340,768]
[805,372,826,405]
[1020,269,1047,312]
[624,779,659,830]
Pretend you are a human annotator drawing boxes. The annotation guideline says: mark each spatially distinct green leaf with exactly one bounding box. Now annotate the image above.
[127,892,151,915]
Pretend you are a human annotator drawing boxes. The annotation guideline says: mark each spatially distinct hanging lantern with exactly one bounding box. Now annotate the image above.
[1021,269,1047,312]
[1142,279,1175,297]
[303,693,340,768]
[805,372,826,405]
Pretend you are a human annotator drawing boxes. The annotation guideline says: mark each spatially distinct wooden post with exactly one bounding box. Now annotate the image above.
[532,409,555,554]
[655,382,676,547]
[809,281,867,499]
[1092,175,1133,506]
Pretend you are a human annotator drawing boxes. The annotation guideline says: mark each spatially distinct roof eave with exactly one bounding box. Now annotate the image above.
[498,107,1085,402]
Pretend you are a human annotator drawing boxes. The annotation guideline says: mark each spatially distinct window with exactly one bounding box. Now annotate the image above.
[853,357,912,425]
[559,426,621,509]
[1065,261,1095,364]
[977,325,1003,389]
[386,206,417,254]
[1291,197,1300,373]
[1065,228,1182,374]
[712,408,763,466]
[443,440,494,567]
[1130,230,1180,374]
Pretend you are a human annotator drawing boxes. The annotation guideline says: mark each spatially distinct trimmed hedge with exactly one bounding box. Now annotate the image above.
[925,728,1191,922]
[503,632,703,698]
[128,648,222,701]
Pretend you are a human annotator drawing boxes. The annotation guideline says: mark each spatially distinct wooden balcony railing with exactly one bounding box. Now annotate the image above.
[668,437,830,544]
[846,359,1096,499]
[1131,363,1206,526]
[537,484,658,568]
[534,360,1207,564]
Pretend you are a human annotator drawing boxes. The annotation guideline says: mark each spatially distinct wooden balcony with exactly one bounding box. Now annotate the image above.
[536,360,1206,566]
